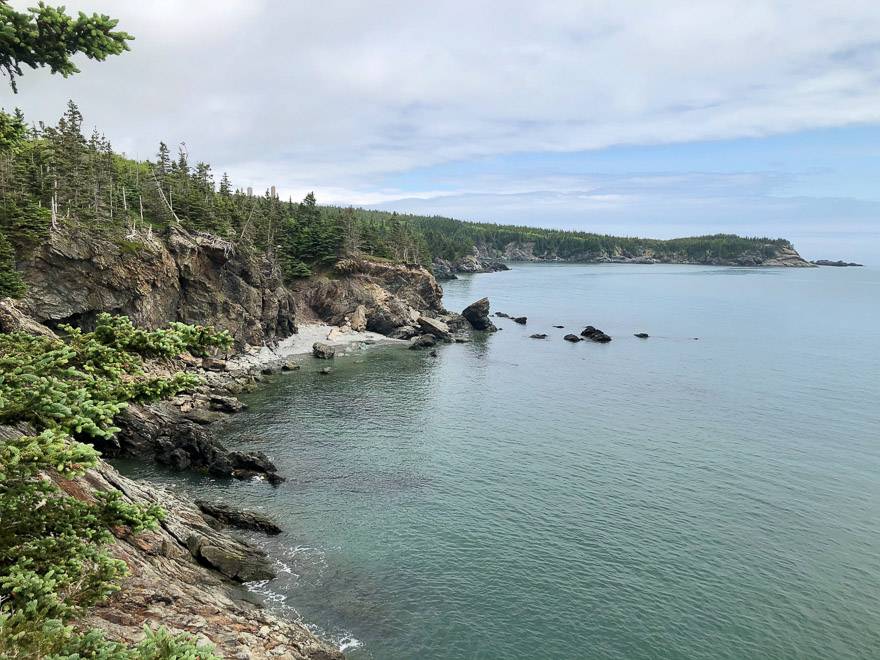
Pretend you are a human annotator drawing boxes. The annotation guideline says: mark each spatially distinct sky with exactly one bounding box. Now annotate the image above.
[6,1,880,264]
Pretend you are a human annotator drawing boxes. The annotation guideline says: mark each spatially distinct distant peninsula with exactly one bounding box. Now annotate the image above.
[329,209,814,277]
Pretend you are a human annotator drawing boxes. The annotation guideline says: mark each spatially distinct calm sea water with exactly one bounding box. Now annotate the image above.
[118,264,880,659]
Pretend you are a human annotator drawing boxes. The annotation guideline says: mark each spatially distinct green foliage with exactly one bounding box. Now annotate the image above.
[0,228,24,297]
[0,102,797,295]
[0,316,229,658]
[0,1,133,92]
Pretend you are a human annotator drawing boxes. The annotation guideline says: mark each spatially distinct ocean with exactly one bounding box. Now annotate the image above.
[118,263,880,659]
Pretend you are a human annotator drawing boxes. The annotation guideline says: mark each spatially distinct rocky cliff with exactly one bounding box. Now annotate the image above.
[297,257,446,333]
[17,226,297,347]
[0,423,341,659]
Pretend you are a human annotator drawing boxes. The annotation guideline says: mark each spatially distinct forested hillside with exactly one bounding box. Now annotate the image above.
[0,101,802,299]
[0,102,429,295]
[332,208,796,264]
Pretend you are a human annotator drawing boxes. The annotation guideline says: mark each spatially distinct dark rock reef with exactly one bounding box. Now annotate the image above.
[581,326,612,343]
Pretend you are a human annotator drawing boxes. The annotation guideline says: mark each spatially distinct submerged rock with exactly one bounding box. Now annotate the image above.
[530,333,548,339]
[512,316,527,325]
[495,312,510,318]
[312,341,336,359]
[552,325,564,328]
[462,297,498,331]
[564,334,583,342]
[581,325,612,343]
[634,332,650,339]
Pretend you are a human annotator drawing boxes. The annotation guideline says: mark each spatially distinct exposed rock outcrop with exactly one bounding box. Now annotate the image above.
[17,227,297,347]
[564,334,583,342]
[105,403,285,484]
[432,252,509,279]
[302,258,443,335]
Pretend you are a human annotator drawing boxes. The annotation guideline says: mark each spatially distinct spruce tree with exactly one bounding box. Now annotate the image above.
[0,228,24,298]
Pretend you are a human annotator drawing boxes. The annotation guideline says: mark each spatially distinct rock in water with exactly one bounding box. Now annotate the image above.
[417,316,452,340]
[312,341,336,359]
[495,312,510,318]
[581,325,612,342]
[552,325,564,328]
[564,334,583,342]
[512,316,527,325]
[634,332,649,339]
[320,366,332,374]
[530,333,548,339]
[349,304,367,331]
[195,500,282,535]
[461,297,498,331]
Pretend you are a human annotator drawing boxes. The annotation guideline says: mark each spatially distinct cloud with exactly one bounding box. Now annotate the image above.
[5,1,880,262]
[8,0,880,190]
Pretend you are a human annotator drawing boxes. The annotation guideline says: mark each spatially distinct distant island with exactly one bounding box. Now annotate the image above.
[810,260,864,267]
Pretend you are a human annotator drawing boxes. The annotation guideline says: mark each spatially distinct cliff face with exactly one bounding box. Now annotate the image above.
[18,227,297,346]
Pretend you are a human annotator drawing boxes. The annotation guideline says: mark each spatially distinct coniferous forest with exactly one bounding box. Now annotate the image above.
[0,101,796,298]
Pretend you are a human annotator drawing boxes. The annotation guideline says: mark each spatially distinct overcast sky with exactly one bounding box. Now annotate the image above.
[6,1,880,263]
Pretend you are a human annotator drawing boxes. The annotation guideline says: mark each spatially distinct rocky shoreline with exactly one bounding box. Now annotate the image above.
[1,221,507,656]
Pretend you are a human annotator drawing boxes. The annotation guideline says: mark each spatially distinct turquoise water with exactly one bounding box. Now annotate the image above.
[119,264,880,659]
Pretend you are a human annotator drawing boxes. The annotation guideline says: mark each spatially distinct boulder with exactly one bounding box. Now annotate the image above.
[495,312,510,318]
[348,304,368,331]
[512,316,527,325]
[461,297,498,331]
[320,366,332,374]
[564,334,583,342]
[417,316,452,340]
[581,325,612,343]
[530,333,548,339]
[409,334,437,350]
[552,325,564,328]
[312,341,336,359]
[634,332,649,339]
